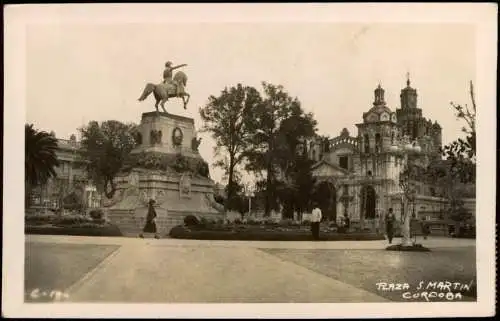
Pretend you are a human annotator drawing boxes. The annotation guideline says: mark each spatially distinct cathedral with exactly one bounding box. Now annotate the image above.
[306,77,474,230]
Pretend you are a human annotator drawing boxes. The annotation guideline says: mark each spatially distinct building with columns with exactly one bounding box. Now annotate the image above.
[27,134,101,213]
[305,77,475,229]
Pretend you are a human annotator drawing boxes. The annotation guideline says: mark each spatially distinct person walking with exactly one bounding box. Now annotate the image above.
[374,214,380,234]
[421,217,430,240]
[311,204,322,240]
[139,199,160,239]
[385,208,396,244]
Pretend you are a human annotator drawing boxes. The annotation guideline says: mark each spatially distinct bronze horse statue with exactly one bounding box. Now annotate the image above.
[138,71,190,112]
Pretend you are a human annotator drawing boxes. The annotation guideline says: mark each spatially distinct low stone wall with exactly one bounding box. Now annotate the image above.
[106,208,224,236]
[105,209,137,235]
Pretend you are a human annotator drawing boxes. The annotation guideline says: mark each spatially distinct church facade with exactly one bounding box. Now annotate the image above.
[305,78,475,230]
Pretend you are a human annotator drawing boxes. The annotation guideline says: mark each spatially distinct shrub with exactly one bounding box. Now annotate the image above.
[72,222,106,229]
[54,214,91,227]
[25,224,123,237]
[234,218,242,225]
[169,227,385,241]
[25,214,57,225]
[329,221,338,228]
[247,219,259,225]
[264,219,278,226]
[89,209,104,220]
[184,215,200,226]
[279,219,293,226]
[302,220,311,226]
[92,218,106,225]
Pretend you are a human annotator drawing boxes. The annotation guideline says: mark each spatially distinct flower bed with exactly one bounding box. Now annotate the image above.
[169,225,385,241]
[25,213,122,237]
[386,243,431,252]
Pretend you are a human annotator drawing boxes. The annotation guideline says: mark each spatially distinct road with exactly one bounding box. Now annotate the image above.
[24,235,475,303]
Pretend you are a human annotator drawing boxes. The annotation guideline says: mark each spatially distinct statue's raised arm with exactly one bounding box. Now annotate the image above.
[172,64,187,70]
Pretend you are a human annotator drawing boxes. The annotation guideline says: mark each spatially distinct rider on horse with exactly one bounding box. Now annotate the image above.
[163,61,187,95]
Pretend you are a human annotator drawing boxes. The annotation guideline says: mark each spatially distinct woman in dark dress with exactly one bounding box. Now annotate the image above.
[139,199,160,239]
[385,208,396,244]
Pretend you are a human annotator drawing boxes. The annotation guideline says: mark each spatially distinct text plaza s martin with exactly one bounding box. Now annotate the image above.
[375,281,474,301]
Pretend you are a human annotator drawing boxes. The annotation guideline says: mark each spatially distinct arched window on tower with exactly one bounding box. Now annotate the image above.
[391,131,395,145]
[375,133,382,153]
[364,134,370,153]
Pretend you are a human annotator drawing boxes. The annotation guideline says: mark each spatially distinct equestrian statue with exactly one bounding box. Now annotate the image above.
[138,61,191,112]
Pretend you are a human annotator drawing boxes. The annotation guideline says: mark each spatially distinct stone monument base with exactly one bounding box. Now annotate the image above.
[103,168,224,236]
[102,111,224,236]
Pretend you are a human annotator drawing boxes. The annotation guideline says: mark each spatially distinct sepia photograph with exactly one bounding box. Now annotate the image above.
[3,3,497,318]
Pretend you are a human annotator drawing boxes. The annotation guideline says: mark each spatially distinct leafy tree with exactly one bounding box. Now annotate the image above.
[199,84,261,210]
[440,80,476,184]
[225,182,250,215]
[274,112,317,219]
[62,191,83,211]
[424,159,474,225]
[25,124,60,206]
[78,120,137,199]
[421,80,477,230]
[246,82,316,216]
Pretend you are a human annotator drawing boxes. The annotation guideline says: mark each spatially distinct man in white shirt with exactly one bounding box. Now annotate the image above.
[311,204,322,240]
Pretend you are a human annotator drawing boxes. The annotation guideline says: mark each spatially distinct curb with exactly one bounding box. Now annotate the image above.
[64,246,123,296]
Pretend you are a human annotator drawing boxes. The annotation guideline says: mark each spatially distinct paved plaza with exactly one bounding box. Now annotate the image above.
[25,235,476,303]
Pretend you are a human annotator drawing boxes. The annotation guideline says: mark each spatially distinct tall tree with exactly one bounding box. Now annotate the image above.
[246,82,316,216]
[25,124,60,206]
[274,106,317,219]
[78,120,137,199]
[199,84,261,210]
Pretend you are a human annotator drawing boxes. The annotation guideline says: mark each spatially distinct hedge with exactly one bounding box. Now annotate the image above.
[25,213,122,237]
[169,226,385,241]
[25,224,123,237]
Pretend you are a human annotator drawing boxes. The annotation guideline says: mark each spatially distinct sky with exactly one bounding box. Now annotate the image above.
[25,19,476,185]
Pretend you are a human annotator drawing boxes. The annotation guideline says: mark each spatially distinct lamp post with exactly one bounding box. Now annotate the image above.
[244,184,255,217]
[85,184,97,209]
[399,139,420,246]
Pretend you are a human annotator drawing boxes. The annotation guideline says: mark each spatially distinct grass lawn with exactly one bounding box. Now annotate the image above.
[261,246,476,302]
[25,243,120,302]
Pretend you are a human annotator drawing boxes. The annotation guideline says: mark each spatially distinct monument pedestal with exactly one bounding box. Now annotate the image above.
[103,112,224,236]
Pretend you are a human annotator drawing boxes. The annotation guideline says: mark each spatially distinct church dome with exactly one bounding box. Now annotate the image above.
[363,83,397,123]
[364,105,396,123]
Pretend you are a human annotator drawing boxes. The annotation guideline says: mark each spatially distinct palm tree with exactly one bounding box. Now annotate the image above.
[25,124,60,206]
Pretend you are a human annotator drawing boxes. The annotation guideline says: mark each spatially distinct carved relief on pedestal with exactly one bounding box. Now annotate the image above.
[102,189,124,207]
[172,127,184,146]
[140,190,151,206]
[123,186,140,199]
[128,172,140,187]
[150,130,163,145]
[155,189,167,205]
[179,173,192,198]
